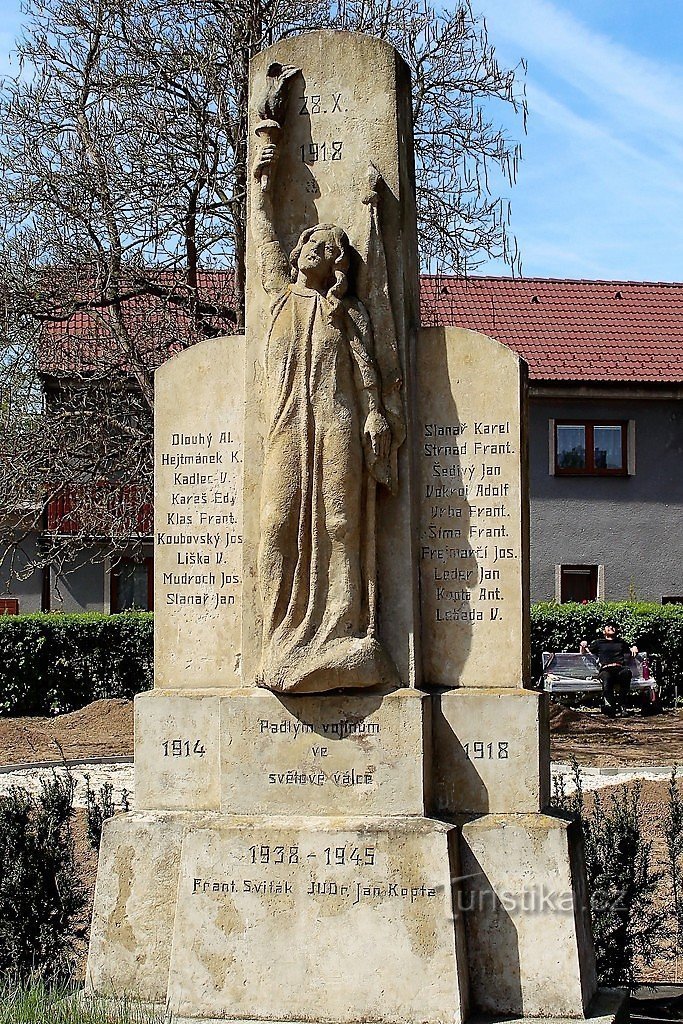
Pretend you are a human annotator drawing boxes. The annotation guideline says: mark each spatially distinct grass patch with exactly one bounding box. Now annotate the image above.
[0,978,169,1023]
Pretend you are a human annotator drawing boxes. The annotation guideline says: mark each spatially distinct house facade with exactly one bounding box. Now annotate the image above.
[4,275,683,611]
[422,276,683,603]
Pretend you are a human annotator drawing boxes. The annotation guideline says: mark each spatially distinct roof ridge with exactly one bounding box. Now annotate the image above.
[421,275,683,288]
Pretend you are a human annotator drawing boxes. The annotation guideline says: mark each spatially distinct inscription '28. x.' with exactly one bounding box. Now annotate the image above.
[299,92,346,115]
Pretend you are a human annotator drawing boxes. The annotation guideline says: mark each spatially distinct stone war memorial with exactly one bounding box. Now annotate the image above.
[87,31,627,1024]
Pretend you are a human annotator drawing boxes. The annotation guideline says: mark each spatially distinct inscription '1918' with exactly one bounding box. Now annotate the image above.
[464,741,509,760]
[300,141,343,163]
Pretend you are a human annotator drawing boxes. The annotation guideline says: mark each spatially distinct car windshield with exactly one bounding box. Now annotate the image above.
[544,652,643,679]
[546,653,598,678]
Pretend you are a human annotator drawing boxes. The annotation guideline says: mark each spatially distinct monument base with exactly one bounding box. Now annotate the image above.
[87,811,469,1024]
[170,996,628,1024]
[87,804,620,1024]
[466,989,629,1024]
[460,813,597,1018]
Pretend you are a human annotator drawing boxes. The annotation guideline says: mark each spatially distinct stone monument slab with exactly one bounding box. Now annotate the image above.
[86,812,190,1000]
[243,32,422,690]
[134,690,222,811]
[166,816,469,1024]
[460,814,597,1019]
[220,687,430,815]
[154,335,245,689]
[135,687,431,815]
[417,326,530,687]
[433,689,550,815]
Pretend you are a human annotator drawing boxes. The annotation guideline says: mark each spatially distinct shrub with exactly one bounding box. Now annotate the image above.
[531,601,683,693]
[664,768,683,972]
[0,612,153,716]
[85,776,129,850]
[0,774,85,983]
[553,761,664,988]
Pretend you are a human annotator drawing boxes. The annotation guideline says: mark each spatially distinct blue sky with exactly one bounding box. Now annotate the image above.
[478,0,683,281]
[1,0,682,282]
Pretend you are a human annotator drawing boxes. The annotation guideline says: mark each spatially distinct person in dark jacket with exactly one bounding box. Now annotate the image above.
[579,623,639,717]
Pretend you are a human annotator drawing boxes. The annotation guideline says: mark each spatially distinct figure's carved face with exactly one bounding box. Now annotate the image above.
[603,624,616,639]
[297,229,340,284]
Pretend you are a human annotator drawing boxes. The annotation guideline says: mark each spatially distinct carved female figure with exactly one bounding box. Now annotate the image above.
[252,141,400,693]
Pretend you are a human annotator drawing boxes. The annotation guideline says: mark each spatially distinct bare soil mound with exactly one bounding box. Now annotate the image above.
[549,703,585,734]
[0,699,134,765]
[550,706,683,767]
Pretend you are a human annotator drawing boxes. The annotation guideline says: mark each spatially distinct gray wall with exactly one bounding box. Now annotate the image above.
[0,532,43,613]
[52,554,106,612]
[529,395,683,602]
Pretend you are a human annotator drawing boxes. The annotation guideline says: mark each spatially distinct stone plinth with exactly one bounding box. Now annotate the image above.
[134,691,223,811]
[460,813,598,1019]
[169,816,468,1024]
[135,687,431,816]
[88,811,470,1024]
[86,811,195,1000]
[433,688,550,815]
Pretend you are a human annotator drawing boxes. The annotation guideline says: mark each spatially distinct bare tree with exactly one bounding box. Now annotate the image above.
[0,0,525,588]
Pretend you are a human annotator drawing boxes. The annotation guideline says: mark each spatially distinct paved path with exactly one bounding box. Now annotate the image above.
[0,758,675,809]
[551,762,676,794]
[0,757,134,808]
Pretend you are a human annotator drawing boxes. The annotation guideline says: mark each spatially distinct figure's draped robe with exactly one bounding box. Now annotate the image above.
[257,243,396,693]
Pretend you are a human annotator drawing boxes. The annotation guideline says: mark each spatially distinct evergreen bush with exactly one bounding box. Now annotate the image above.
[0,612,153,716]
[531,601,683,692]
[0,774,84,983]
[553,762,664,988]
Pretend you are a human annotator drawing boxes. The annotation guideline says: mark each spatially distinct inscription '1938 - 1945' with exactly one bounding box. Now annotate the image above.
[190,841,441,907]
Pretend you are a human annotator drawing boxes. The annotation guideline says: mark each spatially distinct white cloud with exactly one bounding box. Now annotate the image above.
[483,0,683,136]
[475,0,683,279]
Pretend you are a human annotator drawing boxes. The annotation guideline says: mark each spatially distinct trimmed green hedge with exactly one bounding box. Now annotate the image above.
[2,605,682,716]
[531,601,683,691]
[0,612,153,716]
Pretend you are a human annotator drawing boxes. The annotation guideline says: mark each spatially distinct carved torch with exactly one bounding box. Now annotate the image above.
[255,61,300,192]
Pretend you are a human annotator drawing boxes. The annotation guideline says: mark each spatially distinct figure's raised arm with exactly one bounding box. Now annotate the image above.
[251,144,289,296]
[251,63,299,296]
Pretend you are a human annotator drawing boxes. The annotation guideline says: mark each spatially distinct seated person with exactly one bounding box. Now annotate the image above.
[579,623,638,717]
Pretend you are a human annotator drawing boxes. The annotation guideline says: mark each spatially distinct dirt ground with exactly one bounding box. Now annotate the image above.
[550,703,683,766]
[0,698,133,764]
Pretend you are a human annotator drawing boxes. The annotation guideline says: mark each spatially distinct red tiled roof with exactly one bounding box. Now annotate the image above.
[40,271,683,384]
[420,276,683,383]
[39,270,236,375]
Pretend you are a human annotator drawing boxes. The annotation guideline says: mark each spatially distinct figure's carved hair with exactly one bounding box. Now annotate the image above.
[290,224,350,310]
